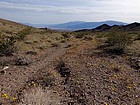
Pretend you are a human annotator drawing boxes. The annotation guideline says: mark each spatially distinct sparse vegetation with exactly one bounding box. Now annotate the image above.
[42,76,56,87]
[0,35,16,56]
[51,43,60,47]
[83,36,93,40]
[62,32,70,38]
[56,61,70,78]
[18,87,61,105]
[26,51,37,55]
[16,27,32,40]
[75,32,85,38]
[105,32,133,54]
[0,18,140,105]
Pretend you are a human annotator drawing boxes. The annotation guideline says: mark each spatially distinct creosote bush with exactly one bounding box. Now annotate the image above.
[62,32,70,38]
[0,35,16,56]
[17,27,32,40]
[75,33,85,38]
[105,32,133,54]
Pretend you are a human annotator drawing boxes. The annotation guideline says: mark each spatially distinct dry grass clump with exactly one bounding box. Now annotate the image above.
[18,87,62,105]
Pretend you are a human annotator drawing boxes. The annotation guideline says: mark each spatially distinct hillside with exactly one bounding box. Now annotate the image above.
[0,18,140,105]
[76,22,140,32]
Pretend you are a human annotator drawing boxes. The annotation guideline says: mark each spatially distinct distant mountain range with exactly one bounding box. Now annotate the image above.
[76,22,140,32]
[25,20,127,31]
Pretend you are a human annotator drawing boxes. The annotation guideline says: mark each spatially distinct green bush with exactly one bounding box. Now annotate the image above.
[62,33,70,38]
[0,35,16,56]
[17,27,32,40]
[75,33,85,38]
[105,32,133,54]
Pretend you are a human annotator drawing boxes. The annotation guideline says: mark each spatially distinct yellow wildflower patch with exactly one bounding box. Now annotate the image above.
[2,93,9,99]
[12,97,17,101]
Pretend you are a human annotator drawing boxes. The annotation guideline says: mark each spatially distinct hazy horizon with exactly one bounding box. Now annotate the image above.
[0,0,140,24]
[25,20,128,25]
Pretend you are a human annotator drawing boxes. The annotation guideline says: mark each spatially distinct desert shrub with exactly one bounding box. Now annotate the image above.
[17,27,32,40]
[62,33,70,38]
[83,36,93,40]
[35,72,56,87]
[18,87,61,105]
[56,61,70,77]
[105,32,133,54]
[60,39,66,43]
[56,61,70,84]
[33,40,38,43]
[136,34,140,40]
[75,33,85,38]
[51,43,60,47]
[26,51,37,55]
[42,76,56,87]
[0,35,16,56]
[37,46,46,50]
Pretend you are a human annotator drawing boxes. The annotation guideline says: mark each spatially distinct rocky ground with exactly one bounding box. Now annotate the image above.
[0,18,140,105]
[0,38,140,105]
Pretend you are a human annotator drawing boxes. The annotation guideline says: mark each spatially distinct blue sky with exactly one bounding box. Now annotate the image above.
[0,0,140,24]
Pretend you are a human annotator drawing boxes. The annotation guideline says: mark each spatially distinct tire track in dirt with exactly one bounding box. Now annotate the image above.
[0,44,67,105]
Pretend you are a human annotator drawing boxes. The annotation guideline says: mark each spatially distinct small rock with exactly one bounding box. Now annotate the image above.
[15,57,30,66]
[3,66,9,70]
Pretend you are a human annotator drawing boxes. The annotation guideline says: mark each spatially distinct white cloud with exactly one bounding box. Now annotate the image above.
[0,1,115,14]
[1,0,140,14]
[0,1,94,13]
[0,0,140,23]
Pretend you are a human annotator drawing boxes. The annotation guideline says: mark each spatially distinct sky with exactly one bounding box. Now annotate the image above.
[0,0,140,24]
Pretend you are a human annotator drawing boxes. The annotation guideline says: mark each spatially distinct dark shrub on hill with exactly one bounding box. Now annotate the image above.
[105,32,133,54]
[16,27,32,40]
[75,33,85,38]
[62,33,70,38]
[0,35,16,56]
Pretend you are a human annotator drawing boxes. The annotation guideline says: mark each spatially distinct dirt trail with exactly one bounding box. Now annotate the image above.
[0,44,67,105]
[1,40,140,105]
